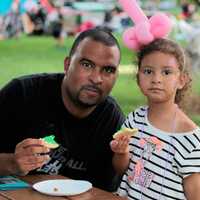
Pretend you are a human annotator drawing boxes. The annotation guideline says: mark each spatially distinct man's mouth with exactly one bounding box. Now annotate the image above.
[82,85,102,96]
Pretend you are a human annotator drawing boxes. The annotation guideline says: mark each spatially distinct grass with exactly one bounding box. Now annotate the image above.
[0,35,199,124]
[0,36,69,86]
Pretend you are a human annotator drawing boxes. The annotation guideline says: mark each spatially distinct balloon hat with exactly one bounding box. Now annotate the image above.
[118,0,172,51]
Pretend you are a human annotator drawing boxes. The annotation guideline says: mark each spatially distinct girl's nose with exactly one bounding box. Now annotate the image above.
[151,72,162,83]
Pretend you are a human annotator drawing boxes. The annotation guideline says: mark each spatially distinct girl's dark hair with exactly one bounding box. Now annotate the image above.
[137,38,192,105]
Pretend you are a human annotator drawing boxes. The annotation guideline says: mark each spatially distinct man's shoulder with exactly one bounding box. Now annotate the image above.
[14,73,64,83]
[12,73,64,89]
[97,96,124,118]
[103,96,120,108]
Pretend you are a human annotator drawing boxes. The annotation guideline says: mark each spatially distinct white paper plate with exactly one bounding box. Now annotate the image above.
[32,179,92,196]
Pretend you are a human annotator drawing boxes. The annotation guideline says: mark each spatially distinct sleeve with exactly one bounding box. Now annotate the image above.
[0,78,25,120]
[174,131,200,178]
[0,79,26,152]
[122,106,146,130]
[121,111,138,153]
[122,111,136,129]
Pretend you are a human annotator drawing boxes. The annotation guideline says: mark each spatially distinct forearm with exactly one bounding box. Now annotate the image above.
[112,152,130,175]
[184,173,200,200]
[0,153,19,175]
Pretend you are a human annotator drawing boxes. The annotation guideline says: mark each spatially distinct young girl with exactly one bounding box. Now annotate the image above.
[110,38,200,200]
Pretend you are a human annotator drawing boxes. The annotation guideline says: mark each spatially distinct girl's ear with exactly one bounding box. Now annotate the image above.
[178,73,188,89]
[64,57,70,73]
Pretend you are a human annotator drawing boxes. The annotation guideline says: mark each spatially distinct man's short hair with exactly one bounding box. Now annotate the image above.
[69,27,121,59]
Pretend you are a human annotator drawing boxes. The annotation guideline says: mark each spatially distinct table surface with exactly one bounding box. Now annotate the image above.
[0,175,127,200]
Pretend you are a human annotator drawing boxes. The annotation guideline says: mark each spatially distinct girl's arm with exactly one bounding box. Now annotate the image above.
[110,135,130,175]
[183,173,200,200]
[112,152,130,175]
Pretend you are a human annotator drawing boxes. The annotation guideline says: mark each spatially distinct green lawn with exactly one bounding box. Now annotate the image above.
[0,35,199,124]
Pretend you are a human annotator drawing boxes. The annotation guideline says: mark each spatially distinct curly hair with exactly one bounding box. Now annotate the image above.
[137,38,192,106]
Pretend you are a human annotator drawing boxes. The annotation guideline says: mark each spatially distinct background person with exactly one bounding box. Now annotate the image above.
[0,27,125,192]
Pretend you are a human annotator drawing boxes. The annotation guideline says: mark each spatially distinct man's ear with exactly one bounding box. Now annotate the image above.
[64,57,70,73]
[136,73,139,86]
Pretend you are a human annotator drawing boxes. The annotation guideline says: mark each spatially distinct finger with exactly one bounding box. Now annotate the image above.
[120,136,130,146]
[14,153,50,175]
[23,146,50,155]
[16,154,50,165]
[17,160,48,175]
[114,136,129,153]
[110,140,119,152]
[25,161,47,171]
[16,138,45,149]
[15,147,50,158]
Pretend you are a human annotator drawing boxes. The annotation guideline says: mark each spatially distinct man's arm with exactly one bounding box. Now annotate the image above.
[0,153,18,175]
[183,173,200,200]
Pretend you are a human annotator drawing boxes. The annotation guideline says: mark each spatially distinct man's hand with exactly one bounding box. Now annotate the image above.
[14,138,50,175]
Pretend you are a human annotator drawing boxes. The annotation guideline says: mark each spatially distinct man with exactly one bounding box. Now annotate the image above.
[0,27,125,191]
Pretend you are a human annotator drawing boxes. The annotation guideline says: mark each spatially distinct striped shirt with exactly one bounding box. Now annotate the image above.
[117,106,200,200]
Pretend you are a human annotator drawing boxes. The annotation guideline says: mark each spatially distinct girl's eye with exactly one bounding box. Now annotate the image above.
[162,69,172,75]
[143,68,152,75]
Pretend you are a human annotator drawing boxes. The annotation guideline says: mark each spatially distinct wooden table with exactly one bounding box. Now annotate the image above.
[0,175,127,200]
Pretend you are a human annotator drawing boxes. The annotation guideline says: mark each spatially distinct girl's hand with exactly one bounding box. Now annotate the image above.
[110,135,130,154]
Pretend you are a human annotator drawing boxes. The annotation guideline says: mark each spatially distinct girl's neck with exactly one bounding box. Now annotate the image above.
[147,102,178,133]
[148,101,177,116]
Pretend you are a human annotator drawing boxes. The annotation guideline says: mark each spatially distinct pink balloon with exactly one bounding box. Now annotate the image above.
[122,27,140,50]
[149,13,172,38]
[118,0,172,51]
[135,21,154,44]
[118,0,148,23]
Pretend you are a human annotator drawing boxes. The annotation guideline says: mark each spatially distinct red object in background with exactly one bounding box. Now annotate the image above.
[40,0,55,13]
[77,21,95,33]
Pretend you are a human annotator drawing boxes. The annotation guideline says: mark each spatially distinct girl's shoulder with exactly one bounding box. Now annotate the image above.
[126,106,147,120]
[176,109,198,133]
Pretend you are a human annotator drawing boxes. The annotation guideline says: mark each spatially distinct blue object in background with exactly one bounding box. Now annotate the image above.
[0,0,33,15]
[0,0,12,15]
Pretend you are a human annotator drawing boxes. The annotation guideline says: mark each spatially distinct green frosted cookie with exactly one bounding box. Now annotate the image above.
[42,135,59,149]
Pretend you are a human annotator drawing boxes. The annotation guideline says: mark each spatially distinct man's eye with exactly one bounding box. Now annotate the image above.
[103,67,116,74]
[81,62,92,68]
[143,68,152,74]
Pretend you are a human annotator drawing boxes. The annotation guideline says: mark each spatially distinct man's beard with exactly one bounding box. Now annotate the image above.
[65,85,104,109]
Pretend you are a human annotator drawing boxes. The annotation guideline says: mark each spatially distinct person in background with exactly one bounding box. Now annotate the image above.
[0,27,125,192]
[180,2,196,21]
[110,38,200,199]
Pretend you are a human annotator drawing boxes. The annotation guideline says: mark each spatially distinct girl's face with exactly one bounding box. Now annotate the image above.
[138,51,185,104]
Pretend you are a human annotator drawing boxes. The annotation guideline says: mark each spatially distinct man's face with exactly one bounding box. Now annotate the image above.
[62,38,120,109]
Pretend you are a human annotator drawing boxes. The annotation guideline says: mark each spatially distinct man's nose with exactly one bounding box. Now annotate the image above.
[89,68,103,84]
